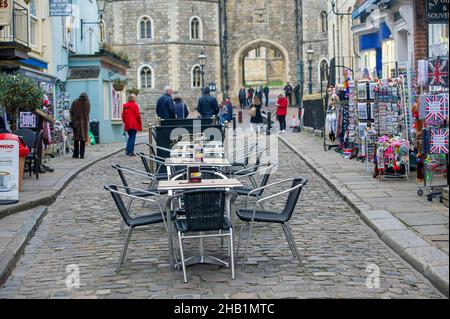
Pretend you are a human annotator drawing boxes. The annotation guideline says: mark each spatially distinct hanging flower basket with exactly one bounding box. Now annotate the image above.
[113,81,126,91]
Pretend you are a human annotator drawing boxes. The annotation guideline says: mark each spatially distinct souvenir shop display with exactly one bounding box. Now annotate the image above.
[374,135,410,180]
[414,53,449,202]
[323,67,355,152]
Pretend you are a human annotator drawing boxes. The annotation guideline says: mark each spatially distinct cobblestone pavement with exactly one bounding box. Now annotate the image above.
[0,143,445,299]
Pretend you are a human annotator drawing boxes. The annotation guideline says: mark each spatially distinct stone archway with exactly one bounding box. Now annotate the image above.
[232,39,290,98]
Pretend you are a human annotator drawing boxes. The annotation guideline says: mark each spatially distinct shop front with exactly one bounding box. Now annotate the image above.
[65,49,130,144]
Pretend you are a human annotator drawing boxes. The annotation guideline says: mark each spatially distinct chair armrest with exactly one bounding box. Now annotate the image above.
[137,152,166,165]
[113,164,157,180]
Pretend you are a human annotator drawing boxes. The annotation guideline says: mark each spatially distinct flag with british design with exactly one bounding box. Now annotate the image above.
[425,94,448,124]
[430,128,449,154]
[428,57,449,87]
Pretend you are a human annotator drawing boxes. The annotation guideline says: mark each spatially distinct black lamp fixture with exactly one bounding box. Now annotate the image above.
[306,46,315,94]
[198,50,207,90]
[81,0,108,41]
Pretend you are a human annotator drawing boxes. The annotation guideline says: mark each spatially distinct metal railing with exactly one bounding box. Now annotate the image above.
[0,2,29,47]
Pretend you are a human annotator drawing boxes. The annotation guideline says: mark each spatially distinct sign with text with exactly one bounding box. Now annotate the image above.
[0,0,13,27]
[0,140,19,205]
[49,0,71,17]
[426,0,449,24]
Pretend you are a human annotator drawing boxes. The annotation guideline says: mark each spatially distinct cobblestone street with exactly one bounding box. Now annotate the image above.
[0,142,445,299]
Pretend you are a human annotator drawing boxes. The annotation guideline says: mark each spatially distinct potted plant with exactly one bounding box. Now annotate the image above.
[113,79,126,91]
[0,72,44,191]
[0,72,44,131]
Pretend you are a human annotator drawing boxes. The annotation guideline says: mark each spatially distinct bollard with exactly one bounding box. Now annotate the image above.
[266,111,272,135]
[232,115,237,164]
[238,110,243,124]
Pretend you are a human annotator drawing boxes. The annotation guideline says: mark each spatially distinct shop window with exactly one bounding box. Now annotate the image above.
[192,65,202,88]
[138,65,154,89]
[255,47,261,58]
[362,50,376,75]
[111,89,123,120]
[138,16,153,40]
[190,17,202,40]
[429,24,449,56]
[382,39,395,78]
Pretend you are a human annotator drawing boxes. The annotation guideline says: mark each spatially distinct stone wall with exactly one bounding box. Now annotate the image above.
[103,0,221,124]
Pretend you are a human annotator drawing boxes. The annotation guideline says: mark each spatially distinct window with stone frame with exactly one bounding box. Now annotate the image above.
[190,17,201,40]
[139,16,153,39]
[319,11,328,33]
[320,60,329,82]
[192,65,202,88]
[140,66,153,89]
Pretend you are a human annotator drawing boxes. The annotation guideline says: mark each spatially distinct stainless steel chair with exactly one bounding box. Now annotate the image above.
[235,177,308,270]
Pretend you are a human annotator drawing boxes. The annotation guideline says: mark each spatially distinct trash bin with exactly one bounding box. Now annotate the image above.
[90,120,100,144]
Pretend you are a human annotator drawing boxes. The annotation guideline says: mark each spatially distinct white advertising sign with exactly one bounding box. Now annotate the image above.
[430,42,449,58]
[0,0,13,27]
[0,140,19,205]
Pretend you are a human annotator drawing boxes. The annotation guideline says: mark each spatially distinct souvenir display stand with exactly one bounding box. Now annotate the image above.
[414,55,449,201]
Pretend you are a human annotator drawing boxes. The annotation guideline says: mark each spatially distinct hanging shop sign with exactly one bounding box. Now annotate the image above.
[0,0,13,27]
[426,0,449,24]
[428,57,449,87]
[49,0,71,17]
[0,140,19,205]
[430,128,449,154]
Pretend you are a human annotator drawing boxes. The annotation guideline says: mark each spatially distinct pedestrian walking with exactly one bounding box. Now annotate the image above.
[173,93,189,119]
[224,98,234,122]
[121,94,142,156]
[247,86,255,107]
[263,85,270,106]
[255,86,264,101]
[276,93,288,133]
[293,82,301,106]
[197,87,220,119]
[70,92,90,159]
[250,95,263,133]
[238,87,247,109]
[156,86,176,119]
[284,82,293,106]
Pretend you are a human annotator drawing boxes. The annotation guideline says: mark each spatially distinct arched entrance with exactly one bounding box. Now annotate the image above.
[232,39,290,98]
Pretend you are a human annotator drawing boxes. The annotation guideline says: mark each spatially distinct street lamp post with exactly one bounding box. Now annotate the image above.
[198,51,207,92]
[81,0,107,41]
[307,46,314,95]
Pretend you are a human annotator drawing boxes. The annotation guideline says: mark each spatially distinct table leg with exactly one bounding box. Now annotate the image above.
[168,190,175,270]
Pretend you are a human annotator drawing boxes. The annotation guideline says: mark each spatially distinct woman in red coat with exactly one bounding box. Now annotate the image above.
[122,94,142,156]
[276,93,288,133]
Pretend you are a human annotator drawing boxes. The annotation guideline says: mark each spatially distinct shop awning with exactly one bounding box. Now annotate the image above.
[20,57,48,70]
[352,0,392,19]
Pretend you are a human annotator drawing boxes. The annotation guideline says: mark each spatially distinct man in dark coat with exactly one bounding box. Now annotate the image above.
[293,82,301,106]
[70,92,90,159]
[284,82,293,106]
[247,86,255,106]
[238,87,247,109]
[197,87,219,119]
[156,86,176,119]
[263,85,270,106]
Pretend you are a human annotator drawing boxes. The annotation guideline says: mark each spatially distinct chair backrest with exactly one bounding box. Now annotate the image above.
[15,128,36,149]
[104,185,132,226]
[281,178,308,222]
[112,165,131,194]
[183,189,227,232]
[138,153,152,173]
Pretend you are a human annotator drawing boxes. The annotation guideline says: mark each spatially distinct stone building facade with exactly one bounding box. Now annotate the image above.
[103,0,328,121]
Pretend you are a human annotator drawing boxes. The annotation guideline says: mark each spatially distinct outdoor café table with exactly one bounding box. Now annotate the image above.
[159,178,242,269]
[165,158,231,179]
[170,148,225,158]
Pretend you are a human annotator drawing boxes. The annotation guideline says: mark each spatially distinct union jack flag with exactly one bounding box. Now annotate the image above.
[428,57,449,86]
[425,94,448,123]
[430,128,449,155]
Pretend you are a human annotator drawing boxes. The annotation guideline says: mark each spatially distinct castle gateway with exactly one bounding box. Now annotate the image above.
[103,0,328,121]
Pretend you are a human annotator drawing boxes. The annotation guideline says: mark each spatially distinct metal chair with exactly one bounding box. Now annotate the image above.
[104,185,176,272]
[167,189,236,283]
[235,177,308,270]
[232,162,278,208]
[112,164,167,233]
